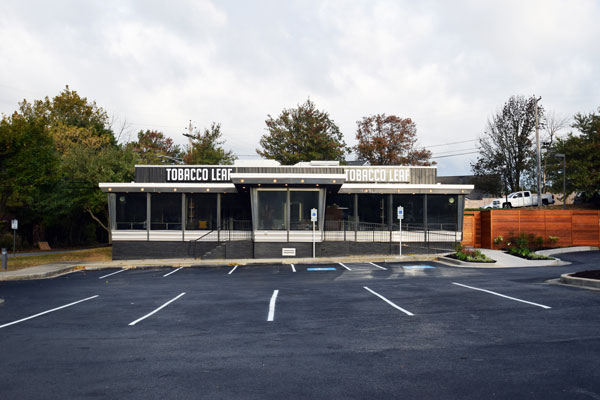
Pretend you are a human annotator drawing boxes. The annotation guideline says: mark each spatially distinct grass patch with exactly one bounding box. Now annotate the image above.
[4,247,112,271]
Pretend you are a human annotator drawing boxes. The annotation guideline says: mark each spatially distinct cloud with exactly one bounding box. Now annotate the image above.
[1,0,599,174]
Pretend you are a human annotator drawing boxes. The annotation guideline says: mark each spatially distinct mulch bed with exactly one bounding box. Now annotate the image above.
[570,270,600,280]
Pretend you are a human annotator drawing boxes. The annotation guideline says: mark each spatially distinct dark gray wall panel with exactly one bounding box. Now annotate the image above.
[254,242,320,259]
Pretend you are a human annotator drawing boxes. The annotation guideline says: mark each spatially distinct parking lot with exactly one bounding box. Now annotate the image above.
[1,252,600,399]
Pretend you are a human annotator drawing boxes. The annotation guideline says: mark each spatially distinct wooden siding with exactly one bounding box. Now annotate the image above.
[461,210,600,248]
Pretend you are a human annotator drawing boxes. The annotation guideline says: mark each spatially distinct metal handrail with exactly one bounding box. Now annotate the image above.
[194,230,215,242]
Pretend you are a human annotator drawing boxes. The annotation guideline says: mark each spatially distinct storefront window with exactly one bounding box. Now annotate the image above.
[325,193,354,230]
[392,194,424,226]
[257,190,287,230]
[186,194,217,230]
[357,194,388,226]
[427,195,458,226]
[151,193,182,230]
[221,192,252,230]
[289,190,319,230]
[115,193,147,230]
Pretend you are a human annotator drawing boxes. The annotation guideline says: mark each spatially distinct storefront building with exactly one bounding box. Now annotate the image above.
[99,160,473,260]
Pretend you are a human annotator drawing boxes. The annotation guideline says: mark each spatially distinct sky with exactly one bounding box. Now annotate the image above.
[1,0,599,175]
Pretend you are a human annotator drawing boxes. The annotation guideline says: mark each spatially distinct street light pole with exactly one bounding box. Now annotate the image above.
[535,96,542,207]
[556,153,566,210]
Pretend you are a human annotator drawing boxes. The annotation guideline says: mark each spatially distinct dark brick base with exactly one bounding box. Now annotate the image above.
[112,240,453,260]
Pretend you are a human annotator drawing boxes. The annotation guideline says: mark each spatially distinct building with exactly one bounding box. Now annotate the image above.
[99,160,473,259]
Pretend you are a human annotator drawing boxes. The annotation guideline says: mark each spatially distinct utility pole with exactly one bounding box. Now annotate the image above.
[187,120,194,148]
[556,153,566,210]
[535,96,542,207]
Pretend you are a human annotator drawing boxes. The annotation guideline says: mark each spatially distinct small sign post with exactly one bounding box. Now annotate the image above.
[311,208,318,258]
[396,207,404,256]
[11,219,18,256]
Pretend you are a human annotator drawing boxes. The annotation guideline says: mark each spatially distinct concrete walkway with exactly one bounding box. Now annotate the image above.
[438,248,568,268]
[1,247,595,281]
[1,254,439,281]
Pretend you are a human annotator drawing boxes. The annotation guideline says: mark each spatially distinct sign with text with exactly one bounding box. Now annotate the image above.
[397,206,404,220]
[164,167,233,183]
[345,167,410,183]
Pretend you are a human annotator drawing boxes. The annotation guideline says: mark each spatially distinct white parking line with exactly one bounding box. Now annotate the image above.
[128,292,186,326]
[369,262,387,270]
[228,265,238,275]
[291,264,296,272]
[363,287,414,316]
[452,282,551,309]
[267,290,279,322]
[163,267,183,277]
[338,262,351,271]
[98,269,126,279]
[0,295,99,329]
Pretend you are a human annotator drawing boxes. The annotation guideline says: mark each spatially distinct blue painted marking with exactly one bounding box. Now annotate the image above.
[403,265,435,269]
[307,267,337,271]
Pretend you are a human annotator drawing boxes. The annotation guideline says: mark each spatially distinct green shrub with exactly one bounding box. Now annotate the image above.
[454,246,494,263]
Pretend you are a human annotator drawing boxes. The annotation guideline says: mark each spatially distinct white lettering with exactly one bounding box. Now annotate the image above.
[184,168,190,181]
[202,169,208,180]
[345,167,411,183]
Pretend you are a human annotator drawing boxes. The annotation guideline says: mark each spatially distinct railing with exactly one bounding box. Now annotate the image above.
[322,220,458,252]
[189,220,253,258]
[115,222,146,230]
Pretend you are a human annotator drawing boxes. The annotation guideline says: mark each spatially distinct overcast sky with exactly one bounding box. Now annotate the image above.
[1,0,599,175]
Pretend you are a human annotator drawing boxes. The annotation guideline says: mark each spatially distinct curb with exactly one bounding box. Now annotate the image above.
[0,265,85,281]
[437,255,569,268]
[437,256,498,268]
[82,254,441,270]
[560,273,600,290]
[536,246,599,257]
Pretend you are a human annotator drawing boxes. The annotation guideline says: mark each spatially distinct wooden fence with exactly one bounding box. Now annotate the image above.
[462,210,600,249]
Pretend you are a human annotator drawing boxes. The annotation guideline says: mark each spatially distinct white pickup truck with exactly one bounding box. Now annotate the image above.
[491,191,555,208]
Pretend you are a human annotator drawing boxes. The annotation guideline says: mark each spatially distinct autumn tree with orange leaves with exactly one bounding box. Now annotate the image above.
[354,114,433,166]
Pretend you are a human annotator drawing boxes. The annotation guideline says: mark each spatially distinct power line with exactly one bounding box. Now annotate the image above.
[431,147,478,156]
[431,151,480,159]
[424,139,477,149]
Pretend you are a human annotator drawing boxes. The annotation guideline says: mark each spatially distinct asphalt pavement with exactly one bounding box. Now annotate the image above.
[0,252,599,399]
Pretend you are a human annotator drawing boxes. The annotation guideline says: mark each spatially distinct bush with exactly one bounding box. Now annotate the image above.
[453,245,494,263]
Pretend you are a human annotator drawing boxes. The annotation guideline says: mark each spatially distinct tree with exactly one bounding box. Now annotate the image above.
[51,141,136,243]
[546,109,600,200]
[182,122,236,165]
[128,130,183,164]
[541,111,570,191]
[257,99,349,164]
[2,86,136,246]
[354,114,432,165]
[471,95,542,194]
[0,112,58,219]
[18,85,114,142]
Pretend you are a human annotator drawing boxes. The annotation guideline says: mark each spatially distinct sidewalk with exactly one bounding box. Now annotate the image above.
[0,253,438,281]
[1,247,595,281]
[438,248,568,268]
